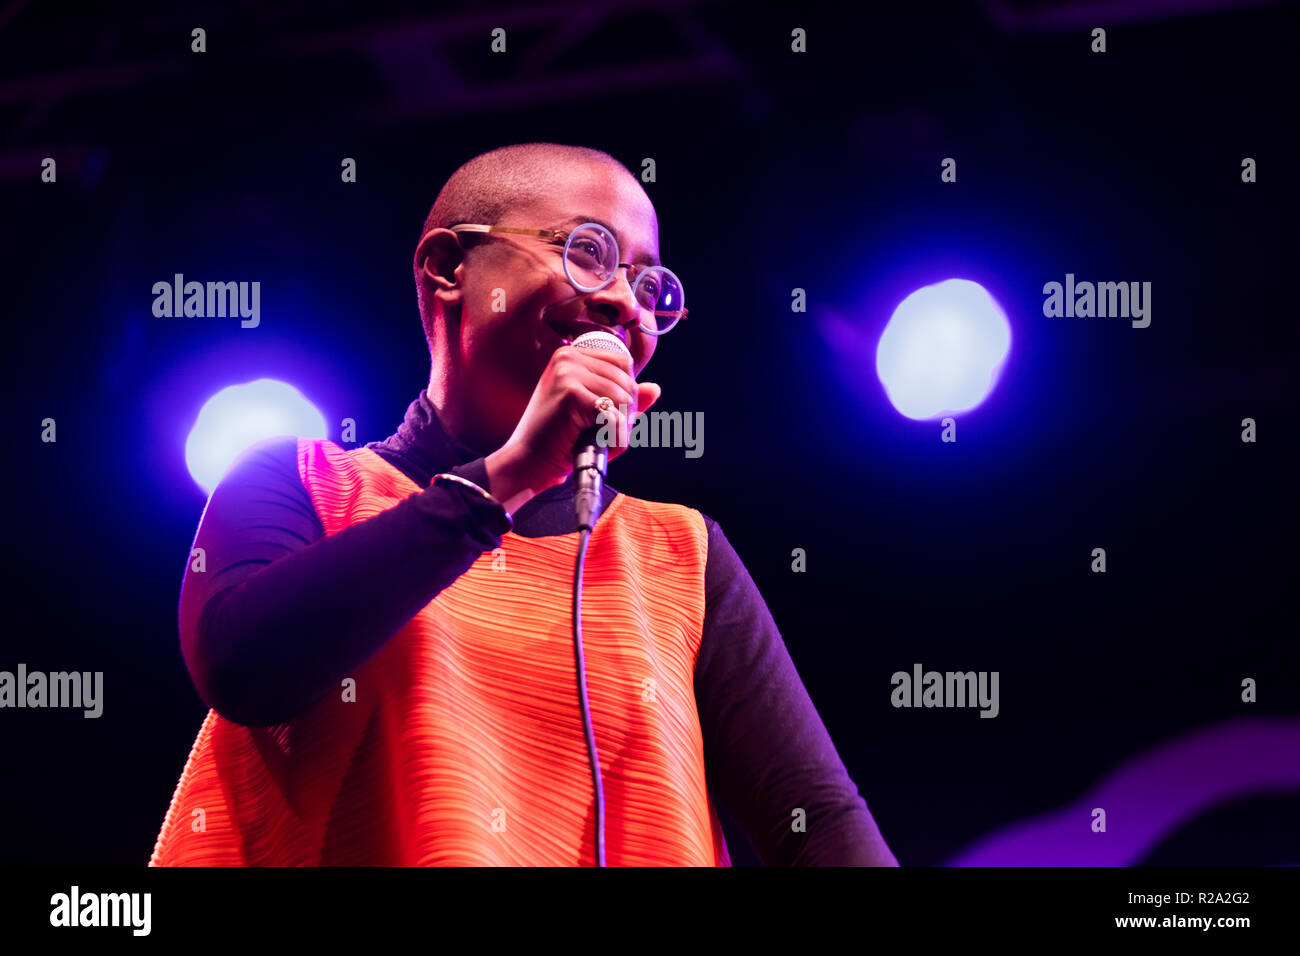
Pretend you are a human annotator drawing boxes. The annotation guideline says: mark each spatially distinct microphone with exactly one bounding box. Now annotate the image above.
[570,330,631,532]
[567,329,631,865]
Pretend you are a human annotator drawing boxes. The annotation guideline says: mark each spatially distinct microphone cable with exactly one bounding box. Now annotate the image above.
[571,523,606,866]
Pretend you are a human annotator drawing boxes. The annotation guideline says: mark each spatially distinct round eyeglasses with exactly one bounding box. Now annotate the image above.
[446,221,688,335]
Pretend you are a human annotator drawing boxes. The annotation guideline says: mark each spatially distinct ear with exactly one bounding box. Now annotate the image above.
[414,229,466,307]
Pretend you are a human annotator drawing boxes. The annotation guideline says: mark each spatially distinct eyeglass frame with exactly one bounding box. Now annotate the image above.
[443,222,689,335]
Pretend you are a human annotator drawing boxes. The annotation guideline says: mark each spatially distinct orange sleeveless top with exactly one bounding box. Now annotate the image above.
[150,437,731,866]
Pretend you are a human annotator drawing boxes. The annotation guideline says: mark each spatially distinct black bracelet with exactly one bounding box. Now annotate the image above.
[432,472,513,527]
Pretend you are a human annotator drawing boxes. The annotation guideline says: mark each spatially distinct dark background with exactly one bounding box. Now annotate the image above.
[2,0,1296,866]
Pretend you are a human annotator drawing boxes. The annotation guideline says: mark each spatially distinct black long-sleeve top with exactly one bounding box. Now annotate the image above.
[176,389,897,866]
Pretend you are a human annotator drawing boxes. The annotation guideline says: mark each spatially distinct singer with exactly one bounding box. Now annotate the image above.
[150,142,898,867]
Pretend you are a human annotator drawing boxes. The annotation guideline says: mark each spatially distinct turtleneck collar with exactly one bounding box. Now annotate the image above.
[365,390,480,488]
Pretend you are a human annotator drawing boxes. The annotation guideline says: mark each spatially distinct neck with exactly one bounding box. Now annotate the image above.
[425,326,492,456]
[424,382,493,458]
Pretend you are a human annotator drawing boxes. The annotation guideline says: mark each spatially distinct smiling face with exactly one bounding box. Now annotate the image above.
[418,160,662,455]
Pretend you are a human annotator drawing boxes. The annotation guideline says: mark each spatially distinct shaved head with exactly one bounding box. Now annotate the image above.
[421,143,636,237]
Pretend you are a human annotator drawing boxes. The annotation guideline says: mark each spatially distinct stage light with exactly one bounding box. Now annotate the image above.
[185,379,327,492]
[876,279,1011,420]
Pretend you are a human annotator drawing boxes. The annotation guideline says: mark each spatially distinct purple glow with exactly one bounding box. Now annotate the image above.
[947,716,1300,866]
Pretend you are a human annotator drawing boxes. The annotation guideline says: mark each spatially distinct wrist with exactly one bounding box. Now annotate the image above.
[484,445,544,514]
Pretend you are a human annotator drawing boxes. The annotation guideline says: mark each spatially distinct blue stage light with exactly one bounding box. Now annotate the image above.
[876,279,1011,420]
[185,379,327,492]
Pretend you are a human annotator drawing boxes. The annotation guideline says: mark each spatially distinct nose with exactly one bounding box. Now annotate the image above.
[583,267,642,332]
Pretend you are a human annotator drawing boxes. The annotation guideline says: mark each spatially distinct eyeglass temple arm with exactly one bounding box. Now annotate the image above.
[448,224,566,240]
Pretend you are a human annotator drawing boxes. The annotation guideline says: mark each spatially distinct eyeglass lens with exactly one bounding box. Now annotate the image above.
[564,224,685,333]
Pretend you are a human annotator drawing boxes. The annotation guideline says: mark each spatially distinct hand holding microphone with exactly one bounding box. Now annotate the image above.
[485,331,661,517]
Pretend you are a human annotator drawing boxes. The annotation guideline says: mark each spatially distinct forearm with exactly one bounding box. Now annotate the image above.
[181,449,508,727]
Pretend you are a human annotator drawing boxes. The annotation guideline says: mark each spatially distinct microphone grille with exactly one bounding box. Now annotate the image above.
[571,329,630,359]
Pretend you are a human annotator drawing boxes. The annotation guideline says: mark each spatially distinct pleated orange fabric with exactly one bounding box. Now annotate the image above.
[150,437,731,866]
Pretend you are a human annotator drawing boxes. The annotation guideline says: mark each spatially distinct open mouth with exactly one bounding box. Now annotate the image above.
[544,315,628,349]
